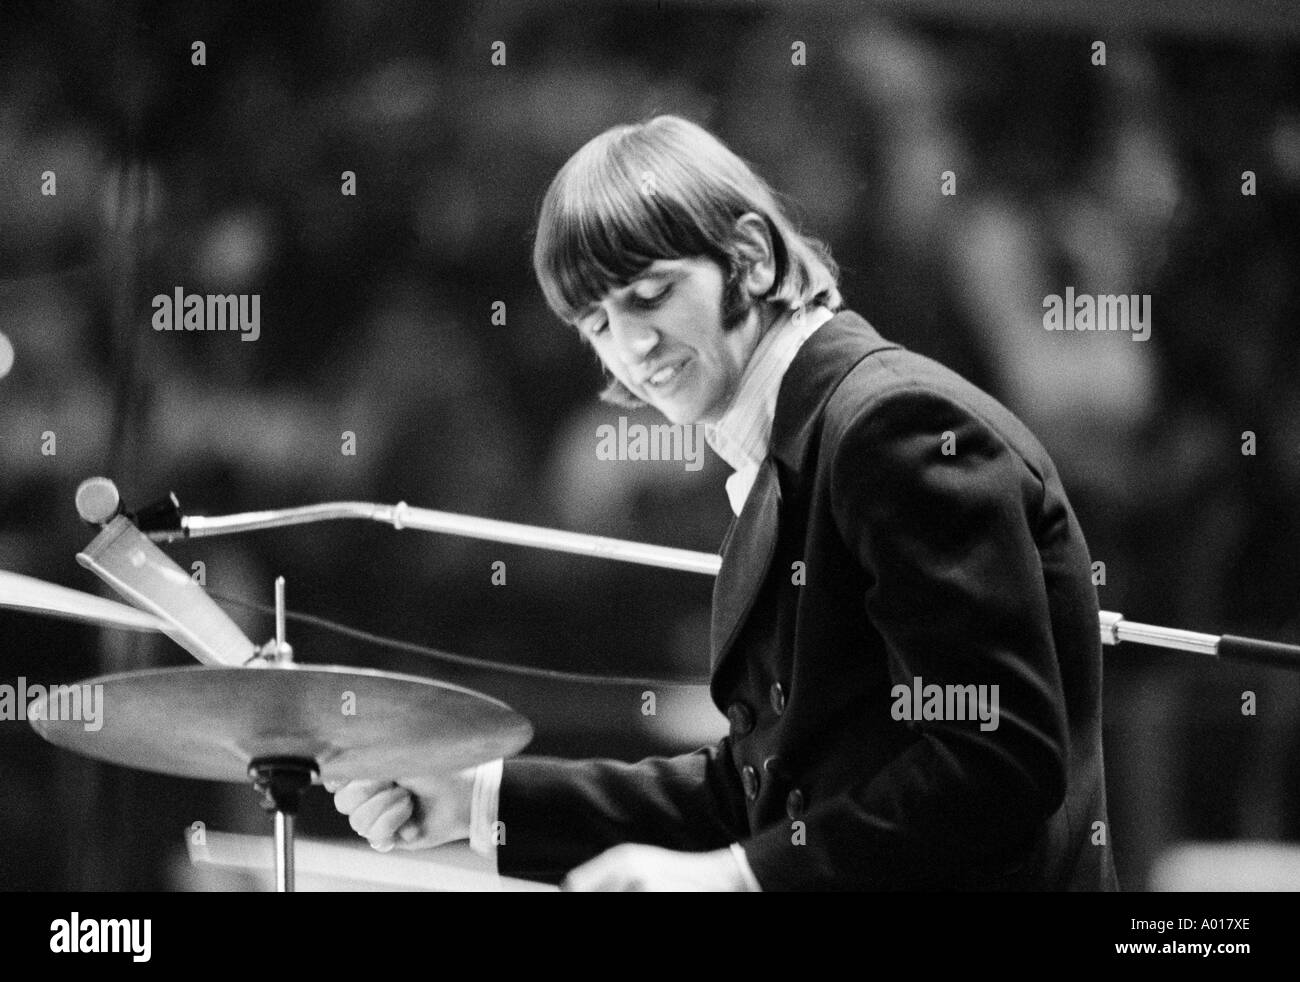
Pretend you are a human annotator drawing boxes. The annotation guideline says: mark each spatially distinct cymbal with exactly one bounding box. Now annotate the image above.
[0,569,166,633]
[28,664,533,783]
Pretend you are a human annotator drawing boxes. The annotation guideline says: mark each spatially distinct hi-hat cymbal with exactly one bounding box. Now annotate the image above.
[0,569,166,633]
[28,664,532,783]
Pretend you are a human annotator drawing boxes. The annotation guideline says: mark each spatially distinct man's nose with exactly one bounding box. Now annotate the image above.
[608,311,660,357]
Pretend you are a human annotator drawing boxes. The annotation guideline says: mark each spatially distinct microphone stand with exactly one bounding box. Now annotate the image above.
[139,493,1300,673]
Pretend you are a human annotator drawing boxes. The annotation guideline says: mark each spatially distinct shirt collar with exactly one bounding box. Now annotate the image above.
[704,304,834,512]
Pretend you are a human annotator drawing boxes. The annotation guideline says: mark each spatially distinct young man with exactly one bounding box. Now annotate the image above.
[333,115,1119,891]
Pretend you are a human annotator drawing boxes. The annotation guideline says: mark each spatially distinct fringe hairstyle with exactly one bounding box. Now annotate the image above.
[533,115,842,407]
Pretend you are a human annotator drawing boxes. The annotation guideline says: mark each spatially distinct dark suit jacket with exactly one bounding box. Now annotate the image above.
[498,311,1119,891]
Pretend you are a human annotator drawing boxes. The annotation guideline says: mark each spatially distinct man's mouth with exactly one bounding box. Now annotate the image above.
[643,358,689,391]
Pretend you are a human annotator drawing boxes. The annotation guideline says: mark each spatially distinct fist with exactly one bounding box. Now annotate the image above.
[329,769,477,853]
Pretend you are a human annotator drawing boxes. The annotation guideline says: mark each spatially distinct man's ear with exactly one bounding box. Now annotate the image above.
[732,212,777,298]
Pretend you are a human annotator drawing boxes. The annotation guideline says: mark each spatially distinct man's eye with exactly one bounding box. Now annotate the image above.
[630,283,670,308]
[584,317,608,337]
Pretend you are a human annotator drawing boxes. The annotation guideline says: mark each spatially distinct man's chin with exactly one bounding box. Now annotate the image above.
[649,386,720,426]
[655,404,702,426]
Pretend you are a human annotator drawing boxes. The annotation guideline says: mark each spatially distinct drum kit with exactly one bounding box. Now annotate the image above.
[2,476,718,892]
[0,565,534,892]
[3,476,1299,892]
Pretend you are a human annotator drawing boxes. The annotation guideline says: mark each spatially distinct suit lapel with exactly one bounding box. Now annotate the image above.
[710,456,782,673]
[708,311,901,680]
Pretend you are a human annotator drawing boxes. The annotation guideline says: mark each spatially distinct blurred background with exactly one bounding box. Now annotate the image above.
[1,0,1298,891]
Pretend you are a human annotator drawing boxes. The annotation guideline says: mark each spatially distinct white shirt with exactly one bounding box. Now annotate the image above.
[704,304,835,516]
[468,304,835,889]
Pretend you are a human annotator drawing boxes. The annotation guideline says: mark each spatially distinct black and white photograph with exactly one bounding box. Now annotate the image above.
[1,0,1297,962]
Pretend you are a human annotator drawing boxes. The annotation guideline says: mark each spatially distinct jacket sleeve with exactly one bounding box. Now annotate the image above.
[495,738,750,882]
[742,386,1071,890]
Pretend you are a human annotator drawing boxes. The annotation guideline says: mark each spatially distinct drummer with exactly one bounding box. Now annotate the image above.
[334,115,1119,891]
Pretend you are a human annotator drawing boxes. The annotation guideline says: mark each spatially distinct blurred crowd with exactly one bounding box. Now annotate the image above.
[1,0,1298,889]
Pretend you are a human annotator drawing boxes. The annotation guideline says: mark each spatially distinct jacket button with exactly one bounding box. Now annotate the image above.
[769,681,786,715]
[786,789,806,819]
[727,702,755,737]
[763,755,785,778]
[741,764,761,800]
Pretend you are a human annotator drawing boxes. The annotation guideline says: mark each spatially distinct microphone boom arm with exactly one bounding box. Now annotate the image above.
[148,498,1300,671]
[154,501,722,576]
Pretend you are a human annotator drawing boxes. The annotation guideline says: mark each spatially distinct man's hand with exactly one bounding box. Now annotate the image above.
[329,769,477,853]
[561,844,748,892]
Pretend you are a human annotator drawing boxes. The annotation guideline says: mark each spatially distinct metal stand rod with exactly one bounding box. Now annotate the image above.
[155,501,722,575]
[250,757,315,894]
[151,498,1300,669]
[274,811,294,893]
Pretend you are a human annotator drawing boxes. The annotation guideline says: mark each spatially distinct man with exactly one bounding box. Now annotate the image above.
[333,115,1119,891]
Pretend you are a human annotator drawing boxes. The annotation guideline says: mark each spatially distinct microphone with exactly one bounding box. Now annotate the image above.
[75,476,124,526]
[75,476,183,534]
[73,476,255,666]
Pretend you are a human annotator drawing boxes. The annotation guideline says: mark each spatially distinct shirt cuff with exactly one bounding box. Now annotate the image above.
[467,758,504,856]
[730,842,763,892]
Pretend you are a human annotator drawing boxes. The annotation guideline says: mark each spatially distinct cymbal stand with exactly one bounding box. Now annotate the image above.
[245,577,317,893]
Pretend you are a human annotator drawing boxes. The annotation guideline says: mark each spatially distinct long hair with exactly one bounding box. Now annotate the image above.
[532,115,842,406]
